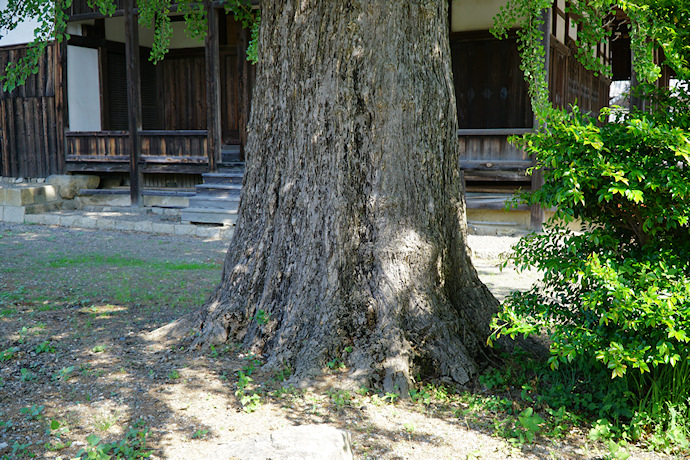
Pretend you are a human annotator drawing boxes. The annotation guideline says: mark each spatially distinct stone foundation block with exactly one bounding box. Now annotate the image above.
[151,223,175,234]
[75,217,98,229]
[133,221,153,233]
[59,215,79,227]
[96,219,116,230]
[24,214,44,225]
[3,206,25,223]
[47,174,100,199]
[114,221,135,232]
[174,224,196,236]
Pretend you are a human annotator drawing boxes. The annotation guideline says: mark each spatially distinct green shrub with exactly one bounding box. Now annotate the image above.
[491,86,690,450]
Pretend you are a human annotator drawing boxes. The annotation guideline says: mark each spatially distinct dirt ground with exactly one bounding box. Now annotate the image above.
[0,223,676,459]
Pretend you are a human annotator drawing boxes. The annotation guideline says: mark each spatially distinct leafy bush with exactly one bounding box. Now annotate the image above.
[490,85,690,450]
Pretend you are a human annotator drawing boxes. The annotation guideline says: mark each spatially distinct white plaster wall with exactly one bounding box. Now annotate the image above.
[67,45,102,131]
[105,17,203,49]
[451,0,509,32]
[0,16,94,47]
[0,6,39,46]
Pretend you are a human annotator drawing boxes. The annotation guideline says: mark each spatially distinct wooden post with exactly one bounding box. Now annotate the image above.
[205,0,221,171]
[630,47,642,110]
[124,0,143,206]
[54,39,68,173]
[530,7,552,232]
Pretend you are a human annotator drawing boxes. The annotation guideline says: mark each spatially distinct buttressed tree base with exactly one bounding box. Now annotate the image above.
[155,0,499,393]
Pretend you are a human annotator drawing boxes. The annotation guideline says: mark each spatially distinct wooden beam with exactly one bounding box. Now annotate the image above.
[124,0,143,206]
[205,0,221,171]
[459,160,533,171]
[457,128,533,136]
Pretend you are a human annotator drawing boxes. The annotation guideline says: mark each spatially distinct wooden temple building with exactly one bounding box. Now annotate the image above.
[0,0,633,228]
[1,0,254,202]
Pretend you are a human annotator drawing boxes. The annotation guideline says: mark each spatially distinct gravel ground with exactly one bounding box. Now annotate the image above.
[0,222,674,460]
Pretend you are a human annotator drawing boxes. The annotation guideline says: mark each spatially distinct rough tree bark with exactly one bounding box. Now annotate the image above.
[159,0,499,393]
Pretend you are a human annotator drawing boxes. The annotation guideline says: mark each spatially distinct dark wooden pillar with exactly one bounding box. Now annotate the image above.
[54,39,68,173]
[238,27,250,161]
[205,0,221,171]
[124,0,143,206]
[530,7,552,232]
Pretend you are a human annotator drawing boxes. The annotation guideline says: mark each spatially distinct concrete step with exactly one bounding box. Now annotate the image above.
[181,207,238,225]
[187,195,239,211]
[202,171,244,185]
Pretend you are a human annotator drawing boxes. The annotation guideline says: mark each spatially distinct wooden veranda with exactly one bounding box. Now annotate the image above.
[57,0,255,203]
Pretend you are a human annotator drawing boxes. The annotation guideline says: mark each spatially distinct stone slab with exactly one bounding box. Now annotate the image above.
[132,221,153,233]
[24,201,63,215]
[1,185,60,206]
[23,214,44,225]
[2,206,25,223]
[59,215,79,227]
[75,217,98,229]
[223,425,353,460]
[40,214,61,226]
[76,195,131,207]
[32,185,60,204]
[196,227,221,239]
[174,224,196,236]
[47,174,100,199]
[3,188,26,206]
[143,196,189,208]
[151,223,175,234]
[114,221,136,232]
[96,219,116,230]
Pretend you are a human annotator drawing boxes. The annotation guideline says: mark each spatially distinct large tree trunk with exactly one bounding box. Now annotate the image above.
[161,0,499,393]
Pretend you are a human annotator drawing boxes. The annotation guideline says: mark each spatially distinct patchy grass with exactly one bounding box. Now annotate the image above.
[0,224,672,459]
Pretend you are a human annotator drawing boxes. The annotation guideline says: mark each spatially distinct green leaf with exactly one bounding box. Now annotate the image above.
[86,434,100,446]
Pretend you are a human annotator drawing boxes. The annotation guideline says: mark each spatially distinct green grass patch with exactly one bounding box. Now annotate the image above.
[48,254,217,271]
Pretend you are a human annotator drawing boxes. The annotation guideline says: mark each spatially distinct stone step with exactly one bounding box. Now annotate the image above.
[467,221,529,237]
[181,207,238,225]
[79,188,196,197]
[201,171,244,185]
[0,185,61,206]
[217,162,245,171]
[187,195,240,212]
[195,183,242,198]
[221,145,241,153]
[221,145,241,163]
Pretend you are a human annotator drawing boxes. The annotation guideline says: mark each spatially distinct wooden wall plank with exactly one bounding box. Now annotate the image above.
[0,44,61,177]
[0,100,9,176]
